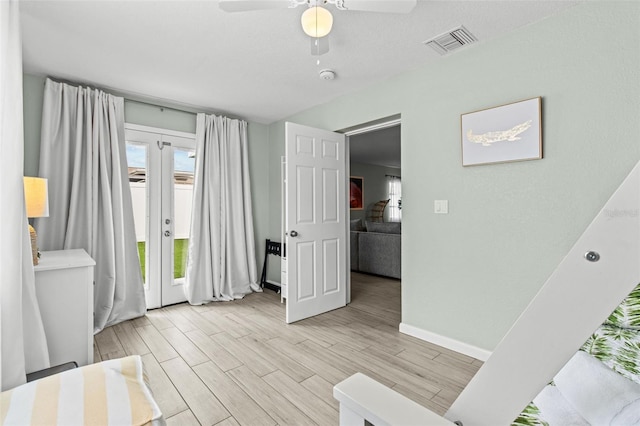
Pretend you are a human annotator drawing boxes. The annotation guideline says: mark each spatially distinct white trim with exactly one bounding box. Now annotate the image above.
[343,118,401,137]
[124,122,195,139]
[345,135,351,305]
[399,323,492,362]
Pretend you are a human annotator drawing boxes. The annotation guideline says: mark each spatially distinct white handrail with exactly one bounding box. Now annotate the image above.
[333,373,455,426]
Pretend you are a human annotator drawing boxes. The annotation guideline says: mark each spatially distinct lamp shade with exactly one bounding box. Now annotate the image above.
[23,177,49,218]
[301,6,333,38]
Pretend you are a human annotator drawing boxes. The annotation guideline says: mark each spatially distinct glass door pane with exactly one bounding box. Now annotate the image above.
[126,142,149,286]
[158,134,195,307]
[172,147,195,283]
[125,129,164,309]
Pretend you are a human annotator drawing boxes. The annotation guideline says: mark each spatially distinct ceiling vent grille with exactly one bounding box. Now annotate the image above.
[424,26,477,55]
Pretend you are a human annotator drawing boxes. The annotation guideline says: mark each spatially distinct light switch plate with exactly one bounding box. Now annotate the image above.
[434,200,448,214]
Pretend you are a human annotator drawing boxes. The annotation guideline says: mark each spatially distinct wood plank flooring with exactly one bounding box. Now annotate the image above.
[94,272,482,425]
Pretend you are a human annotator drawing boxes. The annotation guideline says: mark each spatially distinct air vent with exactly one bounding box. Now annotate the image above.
[424,26,477,55]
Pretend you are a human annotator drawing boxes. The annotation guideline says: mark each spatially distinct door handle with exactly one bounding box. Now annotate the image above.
[290,230,298,237]
[164,231,171,237]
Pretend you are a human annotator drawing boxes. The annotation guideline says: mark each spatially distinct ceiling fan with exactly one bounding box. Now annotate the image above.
[219,0,417,55]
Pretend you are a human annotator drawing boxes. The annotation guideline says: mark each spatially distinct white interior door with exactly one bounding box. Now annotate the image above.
[125,125,195,309]
[285,122,347,323]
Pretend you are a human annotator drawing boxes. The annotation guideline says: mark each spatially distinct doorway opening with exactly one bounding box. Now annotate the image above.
[278,117,401,324]
[344,117,402,318]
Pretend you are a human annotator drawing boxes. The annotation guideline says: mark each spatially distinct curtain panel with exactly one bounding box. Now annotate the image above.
[36,78,145,333]
[185,113,260,304]
[0,0,50,391]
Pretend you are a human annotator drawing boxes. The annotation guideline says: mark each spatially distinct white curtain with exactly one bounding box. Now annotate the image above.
[0,0,50,391]
[36,78,145,333]
[387,175,402,222]
[185,113,260,304]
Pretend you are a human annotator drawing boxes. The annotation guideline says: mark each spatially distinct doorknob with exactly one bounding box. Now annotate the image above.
[290,230,298,237]
[164,231,171,237]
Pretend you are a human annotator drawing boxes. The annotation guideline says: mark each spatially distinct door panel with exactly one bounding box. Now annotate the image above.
[297,166,315,223]
[323,239,339,293]
[323,169,339,222]
[297,241,316,301]
[297,135,315,156]
[285,122,347,323]
[161,137,195,306]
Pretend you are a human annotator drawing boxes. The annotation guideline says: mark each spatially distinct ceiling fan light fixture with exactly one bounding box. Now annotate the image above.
[301,6,333,38]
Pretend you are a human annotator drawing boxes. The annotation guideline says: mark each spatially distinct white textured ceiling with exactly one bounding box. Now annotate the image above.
[19,1,579,124]
[20,1,579,167]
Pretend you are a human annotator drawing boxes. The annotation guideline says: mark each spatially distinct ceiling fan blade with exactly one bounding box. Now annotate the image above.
[340,0,417,14]
[218,0,296,13]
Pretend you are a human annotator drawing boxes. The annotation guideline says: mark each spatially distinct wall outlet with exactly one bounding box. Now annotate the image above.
[434,200,448,214]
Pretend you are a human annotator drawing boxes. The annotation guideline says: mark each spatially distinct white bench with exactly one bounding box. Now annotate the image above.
[333,373,456,426]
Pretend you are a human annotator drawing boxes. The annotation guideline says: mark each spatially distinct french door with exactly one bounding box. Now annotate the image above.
[125,124,196,309]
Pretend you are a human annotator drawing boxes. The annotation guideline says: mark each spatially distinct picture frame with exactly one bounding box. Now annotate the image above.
[350,176,364,210]
[461,97,542,166]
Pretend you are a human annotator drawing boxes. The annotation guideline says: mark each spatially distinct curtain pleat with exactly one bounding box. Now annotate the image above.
[0,0,50,391]
[36,78,146,333]
[185,113,260,304]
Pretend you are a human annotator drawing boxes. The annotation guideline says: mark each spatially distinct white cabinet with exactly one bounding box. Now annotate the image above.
[34,249,95,367]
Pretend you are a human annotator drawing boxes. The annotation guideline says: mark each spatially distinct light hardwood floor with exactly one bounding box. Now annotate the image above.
[94,272,482,425]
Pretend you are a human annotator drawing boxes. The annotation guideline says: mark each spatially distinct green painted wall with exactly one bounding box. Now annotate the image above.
[22,73,270,275]
[245,122,271,272]
[124,101,197,134]
[23,74,45,177]
[268,2,640,351]
[349,162,401,223]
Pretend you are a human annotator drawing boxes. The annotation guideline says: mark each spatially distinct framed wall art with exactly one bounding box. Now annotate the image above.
[461,97,542,166]
[350,176,364,210]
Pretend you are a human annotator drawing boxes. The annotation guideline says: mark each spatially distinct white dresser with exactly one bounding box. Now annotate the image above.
[34,249,95,367]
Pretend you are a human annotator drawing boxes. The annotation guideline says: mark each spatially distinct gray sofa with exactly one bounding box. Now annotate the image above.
[350,219,401,279]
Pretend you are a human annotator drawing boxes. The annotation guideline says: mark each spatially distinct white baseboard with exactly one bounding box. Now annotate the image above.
[399,323,492,362]
[265,280,281,287]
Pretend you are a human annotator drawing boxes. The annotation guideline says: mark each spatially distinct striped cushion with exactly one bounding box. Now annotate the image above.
[1,356,164,426]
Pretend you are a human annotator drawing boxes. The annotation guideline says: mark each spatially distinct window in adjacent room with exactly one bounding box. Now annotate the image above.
[387,174,401,222]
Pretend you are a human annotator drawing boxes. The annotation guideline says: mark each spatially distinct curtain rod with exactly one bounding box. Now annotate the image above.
[385,174,401,178]
[44,76,227,118]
